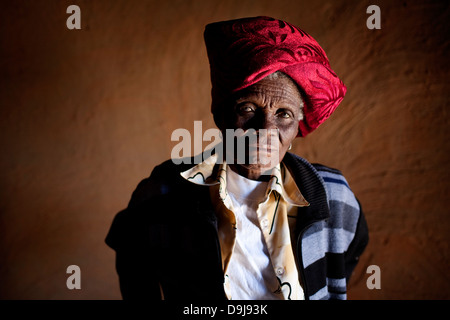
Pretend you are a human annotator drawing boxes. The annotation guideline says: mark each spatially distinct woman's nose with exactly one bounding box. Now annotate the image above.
[253,112,277,131]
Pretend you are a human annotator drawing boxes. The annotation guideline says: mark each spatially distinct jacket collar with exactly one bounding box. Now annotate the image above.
[282,152,330,231]
[174,150,329,231]
[180,153,309,208]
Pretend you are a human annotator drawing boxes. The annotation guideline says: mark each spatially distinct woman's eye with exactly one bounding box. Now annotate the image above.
[278,110,292,118]
[238,104,255,113]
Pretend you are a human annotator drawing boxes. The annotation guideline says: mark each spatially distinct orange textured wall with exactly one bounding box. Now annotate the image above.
[0,0,449,299]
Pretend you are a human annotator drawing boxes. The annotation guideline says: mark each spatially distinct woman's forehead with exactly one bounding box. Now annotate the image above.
[234,77,302,106]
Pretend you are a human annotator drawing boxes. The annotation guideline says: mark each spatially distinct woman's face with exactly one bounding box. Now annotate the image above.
[218,74,302,180]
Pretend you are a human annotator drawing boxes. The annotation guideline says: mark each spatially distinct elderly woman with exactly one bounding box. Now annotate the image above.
[106,16,368,300]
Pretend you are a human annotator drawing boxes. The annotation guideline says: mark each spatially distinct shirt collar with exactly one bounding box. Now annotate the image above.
[180,154,309,207]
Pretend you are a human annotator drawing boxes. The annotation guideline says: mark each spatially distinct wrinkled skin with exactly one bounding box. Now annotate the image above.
[216,74,303,180]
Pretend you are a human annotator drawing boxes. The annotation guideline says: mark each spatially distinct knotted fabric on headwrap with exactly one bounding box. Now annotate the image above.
[204,16,347,137]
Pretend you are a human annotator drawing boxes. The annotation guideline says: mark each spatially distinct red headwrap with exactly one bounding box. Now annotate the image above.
[204,16,347,137]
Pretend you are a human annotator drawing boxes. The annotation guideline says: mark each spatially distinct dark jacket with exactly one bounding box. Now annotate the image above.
[105,152,368,300]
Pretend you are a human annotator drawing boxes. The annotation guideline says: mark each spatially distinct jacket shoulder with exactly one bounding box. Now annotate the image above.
[312,163,357,204]
[312,163,352,190]
[310,163,363,241]
[127,157,198,208]
[312,163,343,176]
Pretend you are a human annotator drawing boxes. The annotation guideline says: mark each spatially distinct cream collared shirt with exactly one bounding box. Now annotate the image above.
[180,154,309,300]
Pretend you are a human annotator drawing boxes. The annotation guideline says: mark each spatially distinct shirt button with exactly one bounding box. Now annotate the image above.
[276,267,285,276]
[261,219,269,229]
